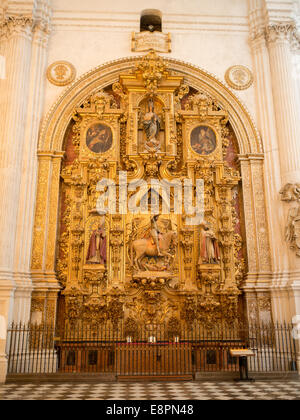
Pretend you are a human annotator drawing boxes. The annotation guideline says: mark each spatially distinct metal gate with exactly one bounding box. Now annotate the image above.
[6,322,298,378]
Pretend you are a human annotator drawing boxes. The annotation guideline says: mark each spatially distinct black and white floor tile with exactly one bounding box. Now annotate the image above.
[0,381,300,400]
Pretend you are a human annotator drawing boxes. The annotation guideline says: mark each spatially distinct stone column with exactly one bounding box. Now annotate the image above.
[0,16,33,320]
[248,0,300,324]
[0,16,34,383]
[0,54,4,78]
[266,24,300,324]
[0,295,11,383]
[12,19,50,324]
[266,24,300,185]
[250,32,287,267]
[0,0,51,380]
[248,20,290,322]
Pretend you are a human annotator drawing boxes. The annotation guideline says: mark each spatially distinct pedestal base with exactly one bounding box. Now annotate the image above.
[296,355,300,376]
[234,356,255,383]
[0,352,8,384]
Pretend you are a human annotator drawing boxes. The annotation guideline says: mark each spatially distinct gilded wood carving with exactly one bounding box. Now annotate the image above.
[52,51,247,333]
[27,51,277,332]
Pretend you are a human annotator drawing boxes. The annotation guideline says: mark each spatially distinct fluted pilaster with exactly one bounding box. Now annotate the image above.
[266,23,300,185]
[0,54,4,78]
[247,0,300,323]
[12,18,51,323]
[0,3,51,382]
[249,0,300,325]
[250,32,288,277]
[266,24,300,292]
[0,17,33,291]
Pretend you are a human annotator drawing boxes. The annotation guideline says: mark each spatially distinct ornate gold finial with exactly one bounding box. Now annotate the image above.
[136,50,168,95]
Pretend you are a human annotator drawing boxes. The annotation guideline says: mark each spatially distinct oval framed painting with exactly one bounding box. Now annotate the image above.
[190,125,217,156]
[86,123,113,154]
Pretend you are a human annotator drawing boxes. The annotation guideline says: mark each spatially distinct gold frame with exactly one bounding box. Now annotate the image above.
[82,120,115,158]
[187,123,220,159]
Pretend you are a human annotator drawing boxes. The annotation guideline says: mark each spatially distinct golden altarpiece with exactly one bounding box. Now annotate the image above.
[30,52,272,338]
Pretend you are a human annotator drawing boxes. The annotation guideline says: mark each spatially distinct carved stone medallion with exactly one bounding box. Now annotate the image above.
[225,65,253,91]
[47,61,76,86]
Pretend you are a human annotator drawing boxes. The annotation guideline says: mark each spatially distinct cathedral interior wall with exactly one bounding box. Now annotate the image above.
[43,0,257,125]
[0,0,300,382]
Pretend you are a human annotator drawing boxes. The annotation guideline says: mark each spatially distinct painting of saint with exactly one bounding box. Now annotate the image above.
[86,123,113,154]
[190,126,216,156]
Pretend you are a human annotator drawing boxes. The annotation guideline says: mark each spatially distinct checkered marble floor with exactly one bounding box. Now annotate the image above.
[0,381,300,400]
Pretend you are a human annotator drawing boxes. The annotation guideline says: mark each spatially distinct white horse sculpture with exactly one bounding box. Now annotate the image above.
[132,230,177,271]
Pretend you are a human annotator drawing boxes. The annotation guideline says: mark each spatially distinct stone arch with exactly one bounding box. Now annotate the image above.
[38,56,262,156]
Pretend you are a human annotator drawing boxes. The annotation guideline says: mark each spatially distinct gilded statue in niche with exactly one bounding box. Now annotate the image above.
[86,222,107,265]
[86,123,113,154]
[190,126,216,156]
[138,97,165,153]
[198,222,221,265]
[150,215,163,256]
[131,215,177,272]
[143,99,161,152]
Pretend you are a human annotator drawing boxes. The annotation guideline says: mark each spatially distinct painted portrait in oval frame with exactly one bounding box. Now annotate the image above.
[190,125,217,156]
[86,123,113,154]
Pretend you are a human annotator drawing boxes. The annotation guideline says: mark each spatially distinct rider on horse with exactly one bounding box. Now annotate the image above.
[150,215,163,256]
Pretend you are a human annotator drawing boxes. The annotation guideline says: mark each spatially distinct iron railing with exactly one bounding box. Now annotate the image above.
[6,322,298,376]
